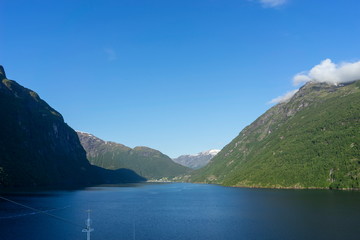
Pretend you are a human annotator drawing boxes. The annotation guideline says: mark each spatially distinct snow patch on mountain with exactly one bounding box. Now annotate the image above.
[173,149,220,169]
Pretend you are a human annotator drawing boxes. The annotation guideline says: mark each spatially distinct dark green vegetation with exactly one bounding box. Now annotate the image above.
[77,132,191,179]
[0,66,145,188]
[190,81,360,189]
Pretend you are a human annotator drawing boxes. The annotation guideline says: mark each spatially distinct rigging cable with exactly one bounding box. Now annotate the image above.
[0,205,69,219]
[0,195,84,229]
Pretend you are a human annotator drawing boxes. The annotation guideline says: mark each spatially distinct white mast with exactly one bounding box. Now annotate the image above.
[82,210,94,240]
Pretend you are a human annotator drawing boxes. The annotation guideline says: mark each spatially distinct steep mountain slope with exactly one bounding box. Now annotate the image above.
[0,66,96,187]
[0,66,145,188]
[77,132,191,179]
[173,149,220,169]
[190,81,360,189]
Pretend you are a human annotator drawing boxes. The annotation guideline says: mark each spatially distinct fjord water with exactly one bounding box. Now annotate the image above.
[1,183,359,240]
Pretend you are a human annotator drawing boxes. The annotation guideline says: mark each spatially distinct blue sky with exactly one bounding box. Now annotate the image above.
[1,0,360,158]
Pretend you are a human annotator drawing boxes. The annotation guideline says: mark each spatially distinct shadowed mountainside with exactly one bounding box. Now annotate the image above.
[0,66,144,188]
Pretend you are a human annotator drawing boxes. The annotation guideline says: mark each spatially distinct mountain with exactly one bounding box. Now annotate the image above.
[173,149,220,169]
[0,66,145,188]
[77,131,191,179]
[190,80,360,189]
[0,65,94,187]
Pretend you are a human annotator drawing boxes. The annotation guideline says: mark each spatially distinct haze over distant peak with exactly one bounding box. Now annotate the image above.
[173,149,220,169]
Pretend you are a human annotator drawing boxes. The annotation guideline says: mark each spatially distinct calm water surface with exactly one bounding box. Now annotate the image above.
[1,183,360,240]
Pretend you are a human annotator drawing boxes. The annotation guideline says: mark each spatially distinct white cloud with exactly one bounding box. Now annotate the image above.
[268,89,299,104]
[104,48,117,61]
[268,58,360,105]
[293,59,360,85]
[260,0,287,7]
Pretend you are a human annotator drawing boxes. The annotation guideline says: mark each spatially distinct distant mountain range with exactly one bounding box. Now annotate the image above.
[0,66,145,188]
[190,80,360,189]
[2,63,359,190]
[172,150,220,169]
[77,131,191,179]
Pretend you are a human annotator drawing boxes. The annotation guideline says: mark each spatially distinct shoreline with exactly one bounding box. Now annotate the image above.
[185,181,360,191]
